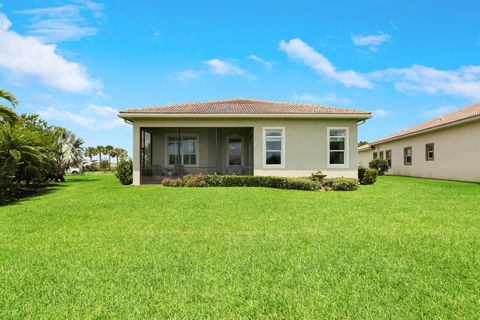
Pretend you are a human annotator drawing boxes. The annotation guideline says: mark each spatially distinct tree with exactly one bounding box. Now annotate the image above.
[104,145,114,171]
[85,147,97,162]
[358,141,369,147]
[96,145,105,167]
[114,148,127,162]
[52,128,84,181]
[0,90,19,126]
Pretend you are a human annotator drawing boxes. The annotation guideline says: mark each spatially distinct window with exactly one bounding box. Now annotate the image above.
[167,135,198,166]
[386,150,392,168]
[425,143,434,161]
[141,129,152,175]
[264,128,284,167]
[379,151,384,159]
[373,152,378,159]
[328,128,348,167]
[228,137,242,166]
[404,147,412,165]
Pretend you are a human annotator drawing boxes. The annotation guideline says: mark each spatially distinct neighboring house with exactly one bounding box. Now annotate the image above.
[358,103,480,182]
[118,98,371,185]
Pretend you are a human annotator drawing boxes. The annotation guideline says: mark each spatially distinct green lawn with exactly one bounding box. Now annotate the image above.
[1,174,479,319]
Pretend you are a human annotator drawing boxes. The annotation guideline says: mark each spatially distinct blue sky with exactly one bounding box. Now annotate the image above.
[1,0,479,154]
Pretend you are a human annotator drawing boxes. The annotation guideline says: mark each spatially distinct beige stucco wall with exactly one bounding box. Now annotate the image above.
[358,148,373,168]
[131,117,360,184]
[357,119,480,182]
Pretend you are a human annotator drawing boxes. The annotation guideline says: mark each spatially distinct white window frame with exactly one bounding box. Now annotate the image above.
[165,133,200,168]
[327,127,349,169]
[263,127,285,169]
[226,135,244,167]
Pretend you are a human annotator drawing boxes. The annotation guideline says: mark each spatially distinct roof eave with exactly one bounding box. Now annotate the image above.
[117,113,372,120]
[371,114,480,145]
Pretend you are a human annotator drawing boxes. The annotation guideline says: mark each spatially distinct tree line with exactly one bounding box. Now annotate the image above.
[0,89,128,203]
[83,146,127,171]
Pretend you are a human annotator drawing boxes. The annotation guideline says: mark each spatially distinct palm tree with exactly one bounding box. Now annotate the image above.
[114,148,127,162]
[96,145,104,167]
[0,90,19,125]
[52,128,84,181]
[104,145,114,171]
[85,147,97,161]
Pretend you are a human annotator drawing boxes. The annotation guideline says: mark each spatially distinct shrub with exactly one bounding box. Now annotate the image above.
[115,158,133,185]
[162,175,321,190]
[23,165,42,186]
[358,168,378,185]
[369,158,389,175]
[99,159,110,171]
[322,177,359,191]
[182,174,207,187]
[162,177,183,187]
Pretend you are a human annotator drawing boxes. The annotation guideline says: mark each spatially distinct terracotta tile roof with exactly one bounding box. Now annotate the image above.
[372,103,480,144]
[119,98,371,116]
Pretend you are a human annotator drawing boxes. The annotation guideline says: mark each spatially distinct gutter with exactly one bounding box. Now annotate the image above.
[117,112,372,120]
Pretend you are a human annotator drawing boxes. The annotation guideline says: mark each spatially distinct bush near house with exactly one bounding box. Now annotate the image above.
[115,158,133,185]
[369,158,389,175]
[358,168,378,185]
[322,178,359,191]
[161,174,322,191]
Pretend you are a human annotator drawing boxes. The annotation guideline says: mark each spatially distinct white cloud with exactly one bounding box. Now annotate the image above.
[203,59,247,76]
[279,38,373,88]
[280,38,480,100]
[352,32,391,51]
[15,1,104,43]
[247,55,273,70]
[293,92,351,105]
[175,69,201,83]
[0,13,100,93]
[371,64,480,100]
[372,109,392,117]
[39,104,125,131]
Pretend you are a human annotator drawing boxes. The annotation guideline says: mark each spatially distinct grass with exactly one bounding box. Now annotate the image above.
[0,174,479,319]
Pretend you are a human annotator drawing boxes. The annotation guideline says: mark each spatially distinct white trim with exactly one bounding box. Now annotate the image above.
[262,127,285,169]
[225,135,244,167]
[118,113,371,119]
[327,127,349,169]
[164,133,200,168]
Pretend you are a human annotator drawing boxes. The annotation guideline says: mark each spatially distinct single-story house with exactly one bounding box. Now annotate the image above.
[358,103,480,182]
[118,98,371,185]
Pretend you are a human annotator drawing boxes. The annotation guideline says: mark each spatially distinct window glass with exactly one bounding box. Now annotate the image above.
[265,129,283,166]
[379,151,384,158]
[141,129,152,175]
[228,138,242,166]
[386,150,392,168]
[167,136,198,166]
[329,129,346,165]
[426,143,434,161]
[404,147,412,165]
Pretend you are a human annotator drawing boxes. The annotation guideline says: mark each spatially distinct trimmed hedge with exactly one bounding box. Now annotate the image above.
[358,168,378,185]
[162,174,321,191]
[323,177,359,191]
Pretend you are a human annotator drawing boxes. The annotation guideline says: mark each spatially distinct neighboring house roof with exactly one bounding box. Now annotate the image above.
[358,144,373,152]
[371,103,480,145]
[118,98,371,119]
